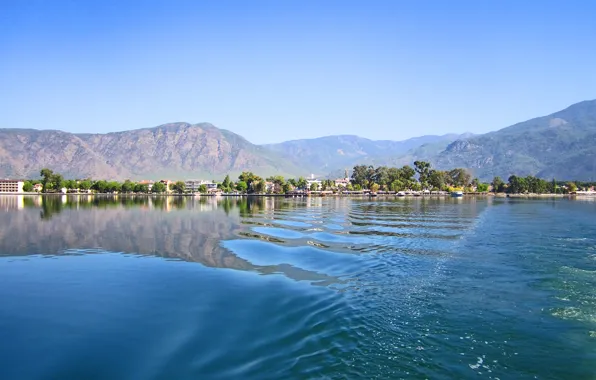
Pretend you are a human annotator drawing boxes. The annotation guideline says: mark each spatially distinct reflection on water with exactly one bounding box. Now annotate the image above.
[0,195,483,262]
[0,195,485,288]
[1,195,596,379]
[1,195,355,284]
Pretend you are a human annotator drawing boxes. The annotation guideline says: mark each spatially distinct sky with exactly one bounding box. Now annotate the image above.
[1,0,595,144]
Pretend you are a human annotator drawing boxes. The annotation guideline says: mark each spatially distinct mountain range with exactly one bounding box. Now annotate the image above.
[0,123,301,180]
[263,133,473,176]
[1,100,595,181]
[434,100,596,180]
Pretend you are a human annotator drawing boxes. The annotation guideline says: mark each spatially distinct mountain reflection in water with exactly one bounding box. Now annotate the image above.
[2,196,358,285]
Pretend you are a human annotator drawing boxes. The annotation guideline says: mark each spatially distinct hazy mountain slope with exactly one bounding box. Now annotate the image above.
[0,129,122,179]
[76,123,301,179]
[434,100,596,180]
[264,133,470,175]
[0,123,301,180]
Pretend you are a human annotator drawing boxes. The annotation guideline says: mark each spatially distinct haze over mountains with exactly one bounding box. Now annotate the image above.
[263,133,473,176]
[1,100,595,181]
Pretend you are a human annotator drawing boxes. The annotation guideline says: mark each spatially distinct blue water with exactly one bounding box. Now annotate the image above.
[0,195,595,379]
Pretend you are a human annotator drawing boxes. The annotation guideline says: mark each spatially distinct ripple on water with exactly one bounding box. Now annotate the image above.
[252,227,304,240]
[221,239,365,280]
[270,219,313,228]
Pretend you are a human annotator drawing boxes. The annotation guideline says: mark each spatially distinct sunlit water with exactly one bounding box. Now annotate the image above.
[0,195,595,379]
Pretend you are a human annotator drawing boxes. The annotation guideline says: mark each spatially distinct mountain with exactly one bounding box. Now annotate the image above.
[1,100,595,181]
[0,123,301,180]
[263,133,471,176]
[434,100,596,180]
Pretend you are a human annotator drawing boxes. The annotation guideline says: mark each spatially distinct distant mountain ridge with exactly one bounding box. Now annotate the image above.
[0,100,595,181]
[433,100,596,180]
[0,123,302,180]
[263,133,472,176]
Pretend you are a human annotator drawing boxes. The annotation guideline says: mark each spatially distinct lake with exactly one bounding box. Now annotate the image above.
[0,195,595,379]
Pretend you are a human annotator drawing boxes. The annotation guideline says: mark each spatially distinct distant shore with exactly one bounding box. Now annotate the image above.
[1,192,592,198]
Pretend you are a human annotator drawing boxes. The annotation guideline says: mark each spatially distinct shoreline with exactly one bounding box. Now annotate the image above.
[0,192,590,198]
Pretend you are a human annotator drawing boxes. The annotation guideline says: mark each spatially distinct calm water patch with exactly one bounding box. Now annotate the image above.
[0,195,595,379]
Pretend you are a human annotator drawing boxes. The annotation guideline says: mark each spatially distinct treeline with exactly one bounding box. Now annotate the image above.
[30,169,172,193]
[221,173,310,193]
[28,169,314,194]
[351,163,591,194]
[350,162,476,191]
[27,165,594,195]
[499,175,582,194]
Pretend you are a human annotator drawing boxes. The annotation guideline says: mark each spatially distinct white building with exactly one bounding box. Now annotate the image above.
[185,180,218,192]
[303,174,321,190]
[138,180,154,191]
[306,179,322,189]
[0,180,24,193]
[335,178,351,188]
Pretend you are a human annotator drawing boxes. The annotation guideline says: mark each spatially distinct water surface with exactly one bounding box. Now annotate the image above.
[0,195,595,379]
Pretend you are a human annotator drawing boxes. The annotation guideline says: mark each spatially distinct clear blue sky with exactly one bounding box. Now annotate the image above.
[1,0,595,144]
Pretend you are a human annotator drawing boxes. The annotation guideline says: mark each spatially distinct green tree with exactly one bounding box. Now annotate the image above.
[370,183,380,192]
[238,172,263,192]
[525,176,548,194]
[310,182,319,192]
[79,180,92,191]
[296,177,308,190]
[414,161,431,188]
[351,165,369,187]
[152,182,166,193]
[121,180,135,193]
[266,175,286,193]
[390,179,405,192]
[476,183,489,192]
[410,181,422,191]
[22,181,33,192]
[135,183,149,193]
[491,176,504,193]
[221,175,232,192]
[40,168,54,192]
[448,168,471,187]
[373,166,390,189]
[171,181,186,194]
[107,181,122,193]
[93,180,108,193]
[52,174,64,192]
[549,178,558,194]
[198,184,208,193]
[400,165,416,182]
[253,180,266,193]
[428,170,447,190]
[567,182,578,193]
[63,179,76,191]
[507,175,528,194]
[236,181,248,193]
